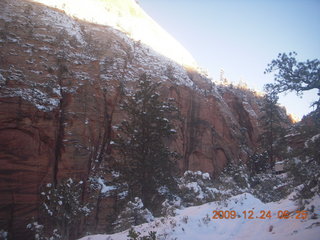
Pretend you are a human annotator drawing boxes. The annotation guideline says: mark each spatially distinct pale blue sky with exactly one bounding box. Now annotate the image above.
[139,0,320,119]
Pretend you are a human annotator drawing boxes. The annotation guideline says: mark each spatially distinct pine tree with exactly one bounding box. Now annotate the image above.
[264,52,320,126]
[114,73,179,209]
[259,91,287,168]
[264,52,320,115]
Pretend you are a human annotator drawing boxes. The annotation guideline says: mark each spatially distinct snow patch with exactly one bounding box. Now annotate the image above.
[97,177,117,195]
[78,192,320,240]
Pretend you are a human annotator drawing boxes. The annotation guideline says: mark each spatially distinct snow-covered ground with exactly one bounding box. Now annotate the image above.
[78,192,320,240]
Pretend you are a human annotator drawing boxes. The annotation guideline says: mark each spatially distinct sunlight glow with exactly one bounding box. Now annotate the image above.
[31,0,198,69]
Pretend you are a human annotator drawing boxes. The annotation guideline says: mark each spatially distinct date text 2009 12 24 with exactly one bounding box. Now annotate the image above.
[212,210,308,220]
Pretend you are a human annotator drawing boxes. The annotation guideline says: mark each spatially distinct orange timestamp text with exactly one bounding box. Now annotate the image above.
[212,210,308,220]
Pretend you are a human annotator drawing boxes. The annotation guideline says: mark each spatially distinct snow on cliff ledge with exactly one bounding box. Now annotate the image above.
[30,0,198,69]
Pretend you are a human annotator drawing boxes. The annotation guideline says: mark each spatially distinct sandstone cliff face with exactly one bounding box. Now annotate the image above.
[0,0,264,238]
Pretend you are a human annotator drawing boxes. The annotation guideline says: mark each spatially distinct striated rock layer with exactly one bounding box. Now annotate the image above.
[0,0,265,238]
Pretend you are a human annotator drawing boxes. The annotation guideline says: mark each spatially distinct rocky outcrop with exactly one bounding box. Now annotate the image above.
[0,0,264,238]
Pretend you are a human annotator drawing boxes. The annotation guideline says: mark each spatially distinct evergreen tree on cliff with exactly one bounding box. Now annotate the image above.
[264,52,320,120]
[113,73,179,209]
[258,91,287,168]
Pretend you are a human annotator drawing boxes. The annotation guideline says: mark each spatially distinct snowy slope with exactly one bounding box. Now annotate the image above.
[30,0,198,69]
[78,193,320,240]
[0,0,200,113]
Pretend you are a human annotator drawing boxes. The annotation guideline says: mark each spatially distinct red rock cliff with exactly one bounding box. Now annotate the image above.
[0,0,264,238]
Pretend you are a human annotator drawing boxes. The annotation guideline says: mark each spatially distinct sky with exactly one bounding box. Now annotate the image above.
[138,0,320,120]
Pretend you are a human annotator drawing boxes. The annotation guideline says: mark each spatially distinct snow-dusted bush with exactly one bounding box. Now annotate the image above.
[113,197,154,233]
[250,173,290,202]
[160,199,176,217]
[127,228,157,240]
[216,163,251,198]
[26,222,45,240]
[287,132,320,200]
[41,178,91,221]
[178,162,291,204]
[26,222,61,240]
[288,157,320,200]
[0,230,8,240]
[217,161,291,203]
[28,178,92,240]
[178,171,219,206]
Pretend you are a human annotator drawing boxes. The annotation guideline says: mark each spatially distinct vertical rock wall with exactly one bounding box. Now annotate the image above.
[0,0,263,238]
